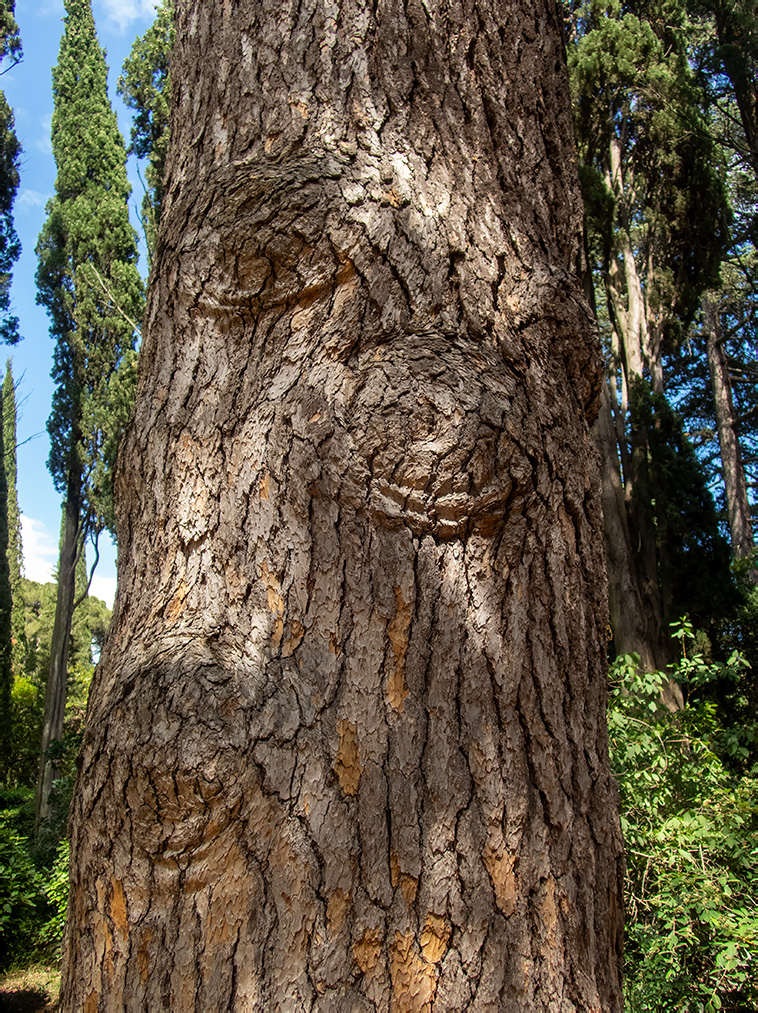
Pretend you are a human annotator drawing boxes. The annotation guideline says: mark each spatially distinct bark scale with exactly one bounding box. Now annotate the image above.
[62,2,624,1010]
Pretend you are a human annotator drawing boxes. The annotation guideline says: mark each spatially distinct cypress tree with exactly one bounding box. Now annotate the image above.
[117,0,174,266]
[0,1,21,780]
[3,362,24,679]
[0,365,9,778]
[0,0,21,348]
[35,0,143,825]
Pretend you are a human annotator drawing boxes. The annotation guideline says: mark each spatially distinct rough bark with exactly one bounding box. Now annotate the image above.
[705,295,757,583]
[62,2,624,1010]
[36,475,81,825]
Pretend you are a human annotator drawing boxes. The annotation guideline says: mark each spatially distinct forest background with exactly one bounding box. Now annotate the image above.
[0,0,757,1011]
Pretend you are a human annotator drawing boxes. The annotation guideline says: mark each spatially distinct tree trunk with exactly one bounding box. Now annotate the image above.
[62,2,624,1010]
[594,379,667,669]
[35,475,81,826]
[705,295,757,583]
[0,380,11,778]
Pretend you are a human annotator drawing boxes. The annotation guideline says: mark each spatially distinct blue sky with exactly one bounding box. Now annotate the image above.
[3,0,158,606]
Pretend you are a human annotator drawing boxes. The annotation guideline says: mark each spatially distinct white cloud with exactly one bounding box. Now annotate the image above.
[90,574,116,609]
[20,515,57,585]
[17,189,48,211]
[97,0,156,31]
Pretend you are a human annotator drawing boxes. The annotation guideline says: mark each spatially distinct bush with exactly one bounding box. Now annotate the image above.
[36,839,69,954]
[0,815,42,970]
[610,634,758,1012]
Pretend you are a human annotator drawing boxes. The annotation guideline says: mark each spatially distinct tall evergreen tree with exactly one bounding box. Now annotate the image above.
[3,362,24,677]
[117,0,174,266]
[0,2,21,780]
[34,0,143,825]
[567,0,731,668]
[0,0,21,346]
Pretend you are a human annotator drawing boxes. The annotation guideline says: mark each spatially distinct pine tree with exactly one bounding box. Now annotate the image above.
[34,0,143,825]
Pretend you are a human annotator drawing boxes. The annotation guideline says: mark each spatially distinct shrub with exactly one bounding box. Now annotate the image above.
[610,634,758,1012]
[0,815,42,969]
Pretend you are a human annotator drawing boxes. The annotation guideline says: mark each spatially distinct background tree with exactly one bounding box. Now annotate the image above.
[34,0,143,826]
[117,0,174,266]
[0,0,21,347]
[4,362,24,678]
[567,0,736,670]
[62,1,624,1009]
[0,0,20,781]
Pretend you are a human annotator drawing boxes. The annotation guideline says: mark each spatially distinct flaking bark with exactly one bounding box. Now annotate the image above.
[62,2,624,1010]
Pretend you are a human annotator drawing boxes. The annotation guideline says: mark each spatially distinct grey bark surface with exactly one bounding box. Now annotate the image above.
[62,2,624,1010]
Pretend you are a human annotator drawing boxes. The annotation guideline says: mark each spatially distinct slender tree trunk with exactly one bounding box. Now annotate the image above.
[3,363,25,680]
[583,232,665,669]
[0,383,11,778]
[594,379,665,669]
[35,473,81,826]
[62,2,624,1010]
[705,296,757,583]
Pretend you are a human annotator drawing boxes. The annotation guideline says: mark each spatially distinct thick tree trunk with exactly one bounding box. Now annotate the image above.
[36,476,81,826]
[705,296,757,583]
[62,2,624,1010]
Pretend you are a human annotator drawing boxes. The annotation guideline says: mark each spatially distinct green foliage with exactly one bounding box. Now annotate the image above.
[0,2,21,348]
[0,809,41,970]
[0,793,71,968]
[8,675,42,789]
[568,0,727,348]
[610,635,758,1011]
[36,0,144,535]
[0,1,21,71]
[117,0,174,263]
[36,840,68,953]
[4,578,110,791]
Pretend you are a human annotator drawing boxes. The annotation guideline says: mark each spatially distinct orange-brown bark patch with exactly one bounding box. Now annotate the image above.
[282,619,304,657]
[165,579,189,622]
[483,845,518,916]
[354,927,383,975]
[390,931,436,1012]
[110,879,128,939]
[390,851,419,905]
[260,559,285,648]
[326,889,351,935]
[137,927,153,983]
[387,587,412,712]
[420,914,451,965]
[335,719,362,796]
